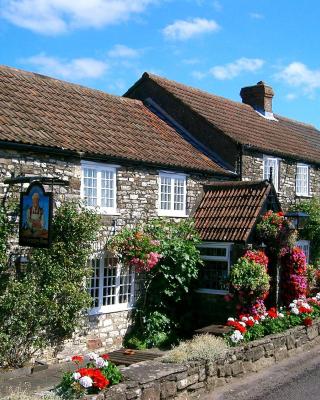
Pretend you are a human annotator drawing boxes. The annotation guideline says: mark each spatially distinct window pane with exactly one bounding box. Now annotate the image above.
[199,247,227,257]
[199,260,229,291]
[83,168,97,206]
[296,165,308,195]
[101,170,115,208]
[160,177,171,210]
[119,266,134,304]
[264,158,278,191]
[90,258,100,308]
[174,178,185,211]
[103,256,118,306]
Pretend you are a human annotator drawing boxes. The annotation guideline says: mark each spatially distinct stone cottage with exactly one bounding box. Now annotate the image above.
[0,65,234,357]
[125,74,320,211]
[125,72,320,265]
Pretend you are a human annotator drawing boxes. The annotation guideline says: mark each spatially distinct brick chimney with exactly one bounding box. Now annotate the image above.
[240,81,274,115]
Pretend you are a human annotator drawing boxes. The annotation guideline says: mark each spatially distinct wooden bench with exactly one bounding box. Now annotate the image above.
[195,324,232,336]
[108,349,163,366]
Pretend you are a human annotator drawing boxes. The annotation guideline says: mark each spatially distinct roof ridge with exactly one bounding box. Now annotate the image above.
[0,64,143,105]
[144,71,251,110]
[276,114,319,131]
[144,72,320,132]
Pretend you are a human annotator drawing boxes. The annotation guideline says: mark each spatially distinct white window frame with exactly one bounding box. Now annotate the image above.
[81,161,118,215]
[263,156,280,192]
[196,242,232,295]
[158,171,187,217]
[88,251,135,315]
[296,163,310,197]
[296,240,310,264]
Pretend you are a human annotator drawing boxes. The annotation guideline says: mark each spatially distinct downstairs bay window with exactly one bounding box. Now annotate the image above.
[296,240,310,264]
[197,243,232,294]
[89,251,135,314]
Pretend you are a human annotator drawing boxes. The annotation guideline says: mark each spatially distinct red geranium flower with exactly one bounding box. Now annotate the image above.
[303,317,313,327]
[71,355,84,364]
[246,319,255,327]
[101,353,110,360]
[77,368,109,390]
[267,307,278,318]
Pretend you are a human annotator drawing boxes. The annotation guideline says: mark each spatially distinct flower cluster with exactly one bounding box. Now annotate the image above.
[281,246,308,305]
[244,250,269,269]
[256,210,291,246]
[56,352,122,398]
[111,228,161,273]
[225,294,320,346]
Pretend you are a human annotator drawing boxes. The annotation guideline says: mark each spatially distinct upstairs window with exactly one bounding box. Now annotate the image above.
[263,156,279,192]
[197,243,232,294]
[81,161,117,214]
[296,164,309,196]
[158,172,187,217]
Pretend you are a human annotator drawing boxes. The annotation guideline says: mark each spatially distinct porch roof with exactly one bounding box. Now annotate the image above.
[193,180,280,243]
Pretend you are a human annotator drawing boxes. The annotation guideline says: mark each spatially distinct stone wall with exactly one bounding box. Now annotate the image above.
[87,319,320,400]
[242,151,320,210]
[0,148,212,359]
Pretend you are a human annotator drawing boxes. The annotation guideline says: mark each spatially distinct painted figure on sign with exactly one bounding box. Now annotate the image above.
[26,192,45,233]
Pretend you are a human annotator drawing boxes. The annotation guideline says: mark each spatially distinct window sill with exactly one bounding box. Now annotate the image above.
[195,288,229,295]
[88,305,135,316]
[157,211,188,218]
[295,194,312,198]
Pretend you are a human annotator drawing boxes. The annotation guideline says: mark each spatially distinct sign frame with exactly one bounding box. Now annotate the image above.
[19,182,53,248]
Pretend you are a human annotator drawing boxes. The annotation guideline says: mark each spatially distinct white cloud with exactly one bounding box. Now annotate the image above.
[23,54,108,80]
[163,18,220,40]
[108,44,140,59]
[210,57,265,80]
[0,0,155,35]
[250,12,264,19]
[212,1,222,11]
[191,70,206,80]
[275,62,320,93]
[285,93,298,101]
[183,58,201,65]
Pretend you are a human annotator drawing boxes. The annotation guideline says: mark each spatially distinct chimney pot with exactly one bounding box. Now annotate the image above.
[240,81,274,114]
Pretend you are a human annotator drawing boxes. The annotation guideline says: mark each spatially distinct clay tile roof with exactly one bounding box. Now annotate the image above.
[193,180,279,242]
[144,73,320,165]
[0,65,230,175]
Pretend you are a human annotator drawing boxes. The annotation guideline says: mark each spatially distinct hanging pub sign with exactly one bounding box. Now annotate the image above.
[19,182,53,247]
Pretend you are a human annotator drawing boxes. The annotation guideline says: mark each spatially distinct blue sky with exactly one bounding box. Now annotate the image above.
[1,0,320,128]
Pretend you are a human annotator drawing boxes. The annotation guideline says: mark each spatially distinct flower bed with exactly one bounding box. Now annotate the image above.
[225,293,320,345]
[55,352,122,399]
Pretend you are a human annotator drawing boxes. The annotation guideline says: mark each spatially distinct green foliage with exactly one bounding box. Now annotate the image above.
[115,218,202,348]
[0,202,100,368]
[290,197,320,262]
[230,258,270,297]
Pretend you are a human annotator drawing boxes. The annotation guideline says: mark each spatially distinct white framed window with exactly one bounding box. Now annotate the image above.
[296,240,310,264]
[81,161,118,214]
[296,164,309,196]
[263,156,279,192]
[197,242,232,295]
[89,251,135,314]
[158,172,187,217]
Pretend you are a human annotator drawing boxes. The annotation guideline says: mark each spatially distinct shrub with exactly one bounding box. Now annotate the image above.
[112,218,202,347]
[290,197,320,262]
[0,202,100,368]
[163,334,228,363]
[280,246,307,305]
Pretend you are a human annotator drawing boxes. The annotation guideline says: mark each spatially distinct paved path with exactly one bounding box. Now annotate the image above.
[0,362,70,398]
[204,344,320,400]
